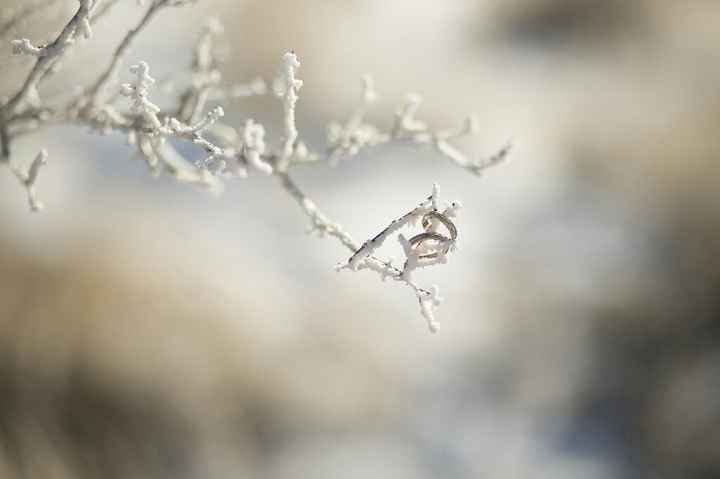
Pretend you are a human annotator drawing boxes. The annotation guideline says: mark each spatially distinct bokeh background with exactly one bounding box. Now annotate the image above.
[1,1,720,478]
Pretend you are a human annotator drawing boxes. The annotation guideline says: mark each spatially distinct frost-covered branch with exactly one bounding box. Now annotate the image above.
[277,171,359,252]
[275,52,303,172]
[83,0,173,109]
[279,172,453,332]
[315,83,511,175]
[1,0,98,118]
[0,3,507,331]
[333,184,460,332]
[2,147,48,212]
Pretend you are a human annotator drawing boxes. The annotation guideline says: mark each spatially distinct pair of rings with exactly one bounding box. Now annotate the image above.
[408,211,457,259]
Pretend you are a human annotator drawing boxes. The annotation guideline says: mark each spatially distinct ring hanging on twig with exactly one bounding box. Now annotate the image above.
[421,210,457,241]
[409,232,450,259]
[407,210,457,260]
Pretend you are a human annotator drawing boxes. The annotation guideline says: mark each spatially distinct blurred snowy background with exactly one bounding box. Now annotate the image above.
[1,1,720,478]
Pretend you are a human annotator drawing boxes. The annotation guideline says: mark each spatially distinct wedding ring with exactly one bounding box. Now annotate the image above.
[421,211,457,241]
[408,231,451,259]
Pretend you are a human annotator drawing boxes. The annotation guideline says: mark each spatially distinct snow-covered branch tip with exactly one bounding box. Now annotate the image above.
[319,75,511,176]
[337,184,461,333]
[2,148,48,212]
[120,61,162,128]
[275,51,303,172]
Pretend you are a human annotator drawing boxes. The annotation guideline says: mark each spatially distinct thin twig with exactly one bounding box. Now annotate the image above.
[0,0,98,119]
[276,170,433,300]
[84,0,168,107]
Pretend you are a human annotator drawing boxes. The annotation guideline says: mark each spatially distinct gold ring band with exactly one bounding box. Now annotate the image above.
[422,211,457,241]
[409,231,451,259]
